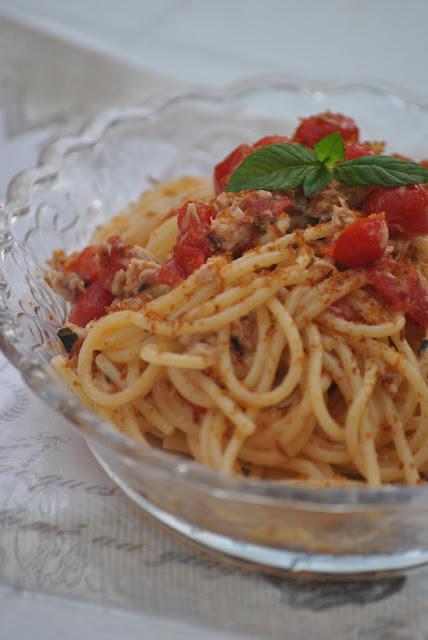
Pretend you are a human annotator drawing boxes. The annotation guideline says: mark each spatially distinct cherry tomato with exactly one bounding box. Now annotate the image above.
[69,281,114,327]
[214,144,251,194]
[64,235,125,287]
[64,246,102,283]
[176,201,216,256]
[252,135,288,149]
[363,185,428,237]
[177,201,215,233]
[157,258,184,286]
[213,131,294,217]
[367,258,428,328]
[66,235,127,326]
[174,244,206,276]
[213,136,289,194]
[332,213,388,268]
[293,112,359,148]
[158,201,217,286]
[345,143,376,160]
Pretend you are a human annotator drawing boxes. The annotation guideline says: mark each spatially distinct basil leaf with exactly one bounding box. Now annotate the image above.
[303,164,332,196]
[314,132,345,169]
[226,143,317,192]
[334,156,428,187]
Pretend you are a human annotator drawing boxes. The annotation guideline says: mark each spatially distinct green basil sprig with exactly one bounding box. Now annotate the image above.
[226,132,428,196]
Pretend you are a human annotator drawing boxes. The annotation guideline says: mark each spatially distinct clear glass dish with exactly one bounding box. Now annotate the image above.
[1,79,428,576]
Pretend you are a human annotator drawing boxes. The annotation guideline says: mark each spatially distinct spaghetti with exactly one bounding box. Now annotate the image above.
[48,112,428,487]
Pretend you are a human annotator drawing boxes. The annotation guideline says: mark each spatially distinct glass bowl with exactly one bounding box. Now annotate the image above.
[2,79,428,577]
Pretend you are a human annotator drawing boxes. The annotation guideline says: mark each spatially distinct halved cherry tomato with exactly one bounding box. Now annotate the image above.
[293,112,359,148]
[332,213,388,268]
[367,258,428,328]
[214,144,251,194]
[363,185,428,237]
[69,281,114,327]
[345,142,376,160]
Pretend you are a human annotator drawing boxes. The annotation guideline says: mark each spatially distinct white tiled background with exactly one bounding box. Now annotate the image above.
[1,0,428,97]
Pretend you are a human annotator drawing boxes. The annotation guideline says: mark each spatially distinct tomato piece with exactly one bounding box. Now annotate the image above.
[363,185,428,237]
[214,144,251,194]
[177,201,216,234]
[332,213,388,268]
[69,281,114,327]
[65,235,128,325]
[105,240,128,285]
[158,201,217,286]
[64,235,126,288]
[179,227,212,258]
[174,244,206,276]
[64,246,102,283]
[252,135,288,149]
[293,112,359,148]
[176,202,216,256]
[157,258,184,286]
[345,143,376,160]
[367,258,428,328]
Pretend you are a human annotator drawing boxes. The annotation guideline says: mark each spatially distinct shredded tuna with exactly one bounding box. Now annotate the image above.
[208,190,291,256]
[307,182,357,225]
[47,251,85,302]
[338,185,375,210]
[289,181,370,231]
[49,241,164,304]
[111,257,161,298]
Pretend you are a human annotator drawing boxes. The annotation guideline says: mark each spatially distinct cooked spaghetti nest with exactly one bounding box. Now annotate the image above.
[52,177,428,487]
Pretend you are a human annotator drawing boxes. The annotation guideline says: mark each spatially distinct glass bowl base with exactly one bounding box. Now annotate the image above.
[91,446,428,578]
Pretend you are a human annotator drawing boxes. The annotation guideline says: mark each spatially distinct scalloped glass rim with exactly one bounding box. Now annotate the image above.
[2,77,428,510]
